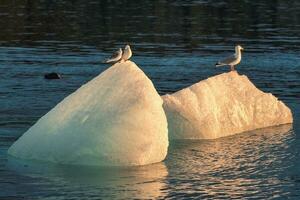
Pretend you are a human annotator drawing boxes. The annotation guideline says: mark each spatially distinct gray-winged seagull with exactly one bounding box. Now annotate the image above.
[216,45,244,71]
[103,48,123,63]
[121,44,132,62]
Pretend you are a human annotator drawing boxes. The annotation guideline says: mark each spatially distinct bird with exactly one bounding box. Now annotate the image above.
[216,45,244,71]
[44,72,61,79]
[103,48,123,63]
[121,44,132,62]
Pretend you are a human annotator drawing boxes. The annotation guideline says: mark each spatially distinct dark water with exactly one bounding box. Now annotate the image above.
[0,0,300,199]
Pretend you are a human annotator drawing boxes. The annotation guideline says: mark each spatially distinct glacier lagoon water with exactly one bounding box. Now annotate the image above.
[0,0,300,199]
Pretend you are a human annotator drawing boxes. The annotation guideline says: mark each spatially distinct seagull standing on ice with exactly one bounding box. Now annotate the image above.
[121,44,132,62]
[103,48,123,63]
[216,45,244,71]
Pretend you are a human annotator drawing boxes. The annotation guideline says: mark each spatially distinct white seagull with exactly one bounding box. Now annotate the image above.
[121,44,132,62]
[216,45,244,71]
[103,48,123,63]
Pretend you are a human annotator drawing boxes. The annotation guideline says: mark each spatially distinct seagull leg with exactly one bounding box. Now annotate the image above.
[230,65,235,71]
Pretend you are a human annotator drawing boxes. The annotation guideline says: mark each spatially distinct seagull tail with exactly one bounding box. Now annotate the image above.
[102,59,113,64]
[102,58,122,64]
[215,62,225,67]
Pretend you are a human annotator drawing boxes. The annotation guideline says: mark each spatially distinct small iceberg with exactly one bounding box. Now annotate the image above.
[8,61,168,166]
[162,71,293,139]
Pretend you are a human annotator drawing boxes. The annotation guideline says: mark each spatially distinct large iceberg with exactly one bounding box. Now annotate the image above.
[8,61,168,166]
[163,71,293,139]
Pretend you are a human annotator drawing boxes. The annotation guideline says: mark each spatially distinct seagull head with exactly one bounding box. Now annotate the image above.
[236,45,244,51]
[125,44,131,50]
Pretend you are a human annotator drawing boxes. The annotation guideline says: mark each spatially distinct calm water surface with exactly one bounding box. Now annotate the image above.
[0,0,300,199]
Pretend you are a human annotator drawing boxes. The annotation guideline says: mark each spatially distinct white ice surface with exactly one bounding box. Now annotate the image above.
[8,61,168,166]
[163,71,293,139]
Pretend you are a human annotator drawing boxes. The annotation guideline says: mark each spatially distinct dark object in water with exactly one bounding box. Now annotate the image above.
[44,72,62,79]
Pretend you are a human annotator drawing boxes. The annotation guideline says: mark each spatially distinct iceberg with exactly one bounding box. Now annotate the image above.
[162,71,293,139]
[8,61,168,166]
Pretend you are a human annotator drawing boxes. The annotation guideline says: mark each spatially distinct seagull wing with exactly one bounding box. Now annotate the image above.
[216,54,237,67]
[104,49,122,63]
[109,50,121,59]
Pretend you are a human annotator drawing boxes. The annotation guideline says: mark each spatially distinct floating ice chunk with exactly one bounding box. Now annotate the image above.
[162,71,293,139]
[9,61,168,166]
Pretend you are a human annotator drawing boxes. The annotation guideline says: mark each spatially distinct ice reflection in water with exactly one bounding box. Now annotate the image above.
[7,158,168,199]
[6,124,296,199]
[165,124,296,199]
